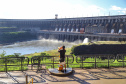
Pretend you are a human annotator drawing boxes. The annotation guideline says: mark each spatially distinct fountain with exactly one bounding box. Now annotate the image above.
[71,28,73,32]
[63,28,65,32]
[59,28,61,31]
[83,38,89,43]
[67,28,69,32]
[76,28,78,32]
[118,29,122,34]
[55,28,58,31]
[111,29,114,34]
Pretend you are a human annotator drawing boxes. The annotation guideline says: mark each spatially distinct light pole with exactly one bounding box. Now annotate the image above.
[55,14,58,31]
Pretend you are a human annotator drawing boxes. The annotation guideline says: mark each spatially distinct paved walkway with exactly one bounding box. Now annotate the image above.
[0,68,126,84]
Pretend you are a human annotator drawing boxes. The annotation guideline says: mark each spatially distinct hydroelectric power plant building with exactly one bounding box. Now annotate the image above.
[0,15,126,42]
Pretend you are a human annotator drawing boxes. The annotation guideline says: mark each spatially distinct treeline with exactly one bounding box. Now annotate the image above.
[0,31,37,44]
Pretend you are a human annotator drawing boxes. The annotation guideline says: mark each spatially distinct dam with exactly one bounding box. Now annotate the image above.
[37,30,126,42]
[0,15,126,42]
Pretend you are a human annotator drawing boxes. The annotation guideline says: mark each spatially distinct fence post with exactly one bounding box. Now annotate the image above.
[53,57,54,68]
[82,56,83,69]
[67,56,68,68]
[25,75,28,84]
[21,58,23,71]
[5,58,7,72]
[38,57,40,71]
[95,56,96,68]
[108,55,109,68]
[31,58,33,70]
[123,55,124,68]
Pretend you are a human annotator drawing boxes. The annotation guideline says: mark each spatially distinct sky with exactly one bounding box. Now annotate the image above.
[0,0,126,19]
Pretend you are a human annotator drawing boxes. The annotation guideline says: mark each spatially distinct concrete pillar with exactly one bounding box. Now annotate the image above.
[123,19,125,22]
[75,35,77,40]
[72,35,74,41]
[60,34,62,40]
[108,19,110,23]
[111,19,113,23]
[96,19,98,23]
[62,35,64,41]
[118,18,120,22]
[57,34,60,40]
[90,36,94,41]
[69,35,71,42]
[85,20,87,23]
[78,35,81,40]
[102,19,104,23]
[89,20,91,23]
[66,35,68,41]
[115,19,117,22]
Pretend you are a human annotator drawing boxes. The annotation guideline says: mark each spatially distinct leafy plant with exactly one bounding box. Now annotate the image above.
[0,50,6,58]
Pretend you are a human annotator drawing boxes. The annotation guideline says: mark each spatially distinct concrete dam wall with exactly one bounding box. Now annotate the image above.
[0,15,126,42]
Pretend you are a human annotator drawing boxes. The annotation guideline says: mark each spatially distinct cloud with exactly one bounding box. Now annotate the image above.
[122,11,125,14]
[110,6,122,10]
[109,5,126,15]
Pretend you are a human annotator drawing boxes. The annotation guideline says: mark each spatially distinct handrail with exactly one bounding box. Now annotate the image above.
[0,57,29,72]
[0,54,126,72]
[76,54,115,63]
[76,54,115,68]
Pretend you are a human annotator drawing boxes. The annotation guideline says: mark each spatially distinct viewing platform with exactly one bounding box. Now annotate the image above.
[0,68,126,84]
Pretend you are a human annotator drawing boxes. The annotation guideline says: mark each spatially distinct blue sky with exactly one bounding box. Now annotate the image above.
[0,0,126,19]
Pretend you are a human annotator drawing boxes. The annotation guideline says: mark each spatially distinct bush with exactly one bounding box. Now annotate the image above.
[71,45,78,55]
[71,44,126,55]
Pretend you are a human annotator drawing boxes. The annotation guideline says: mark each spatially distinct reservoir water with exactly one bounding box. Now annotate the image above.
[0,39,77,55]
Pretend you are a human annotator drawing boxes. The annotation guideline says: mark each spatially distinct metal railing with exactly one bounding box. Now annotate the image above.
[76,54,126,68]
[0,54,126,72]
[0,57,29,72]
[31,55,74,70]
[76,54,115,68]
[117,54,126,68]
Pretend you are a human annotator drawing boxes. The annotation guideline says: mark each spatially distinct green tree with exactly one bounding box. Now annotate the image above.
[0,50,6,58]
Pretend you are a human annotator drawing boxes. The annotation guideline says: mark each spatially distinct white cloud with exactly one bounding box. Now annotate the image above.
[122,11,125,13]
[110,6,122,10]
[109,5,126,15]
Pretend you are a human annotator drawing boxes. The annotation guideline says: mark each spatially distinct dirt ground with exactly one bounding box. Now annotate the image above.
[0,67,126,84]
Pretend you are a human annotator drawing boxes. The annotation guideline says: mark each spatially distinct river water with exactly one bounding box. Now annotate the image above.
[0,39,77,55]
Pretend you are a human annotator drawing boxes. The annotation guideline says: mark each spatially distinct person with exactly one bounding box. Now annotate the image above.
[58,46,66,71]
[58,46,66,63]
